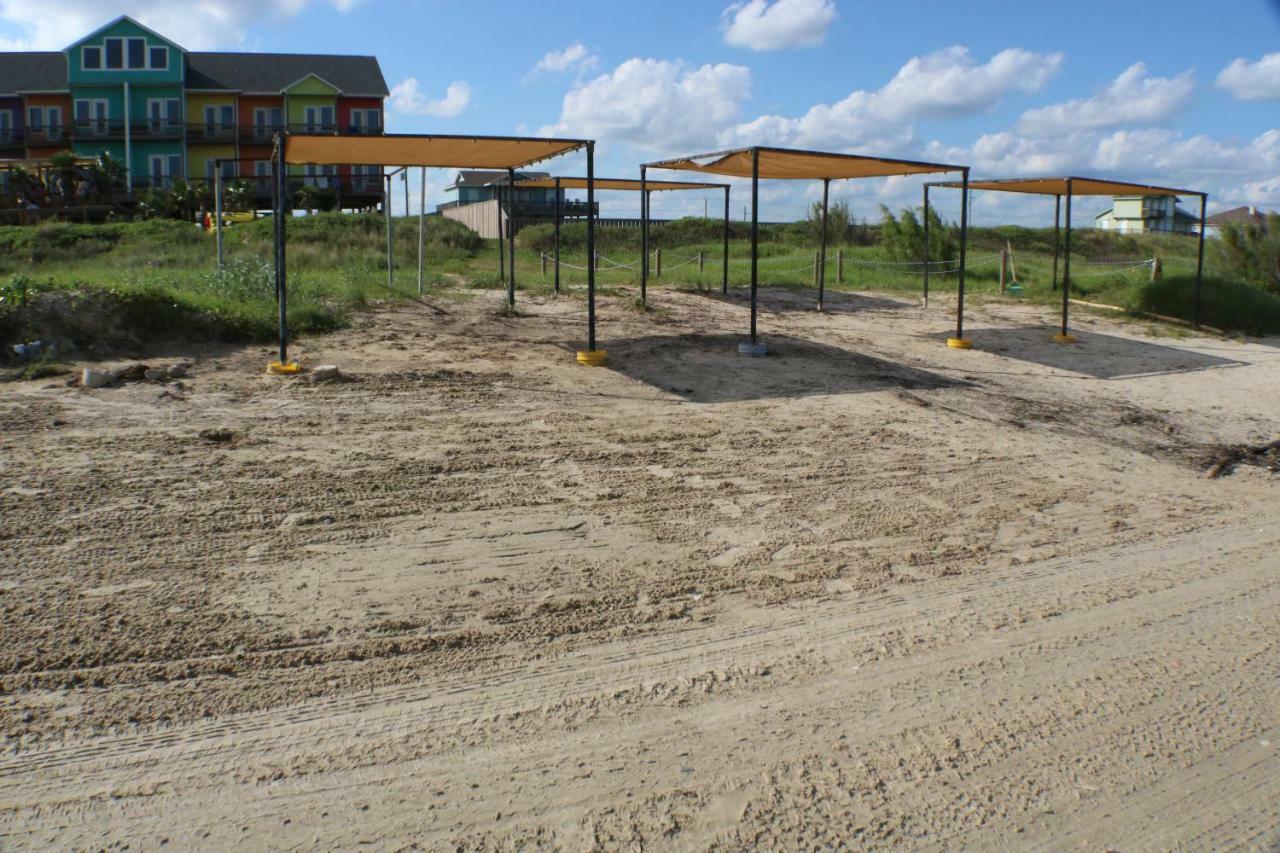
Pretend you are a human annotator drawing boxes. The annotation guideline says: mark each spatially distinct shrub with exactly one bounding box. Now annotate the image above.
[879,204,956,263]
[1210,214,1279,294]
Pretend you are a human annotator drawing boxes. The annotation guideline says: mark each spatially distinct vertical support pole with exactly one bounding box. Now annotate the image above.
[385,171,393,290]
[837,249,844,283]
[273,134,288,365]
[417,167,426,295]
[999,248,1007,293]
[640,166,648,305]
[655,246,661,278]
[586,142,597,353]
[507,168,516,307]
[750,147,759,344]
[498,182,505,280]
[214,161,224,272]
[1060,180,1073,340]
[818,178,829,311]
[698,251,704,272]
[1194,193,1207,329]
[922,184,930,307]
[402,170,409,219]
[722,185,730,295]
[953,170,970,344]
[554,177,561,295]
[1052,194,1061,291]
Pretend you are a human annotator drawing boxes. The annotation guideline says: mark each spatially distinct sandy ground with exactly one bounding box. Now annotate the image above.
[1,283,1278,849]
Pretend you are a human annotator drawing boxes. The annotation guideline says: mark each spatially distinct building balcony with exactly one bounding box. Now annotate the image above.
[186,122,239,144]
[0,129,24,150]
[236,124,383,145]
[25,126,70,146]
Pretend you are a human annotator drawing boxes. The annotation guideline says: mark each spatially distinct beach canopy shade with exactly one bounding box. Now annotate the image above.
[283,133,588,169]
[929,176,1198,198]
[646,146,963,181]
[509,175,733,298]
[514,176,727,192]
[923,174,1208,341]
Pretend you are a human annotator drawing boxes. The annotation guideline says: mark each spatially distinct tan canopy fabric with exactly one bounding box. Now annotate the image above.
[283,133,588,169]
[930,176,1201,197]
[515,176,726,192]
[645,146,962,180]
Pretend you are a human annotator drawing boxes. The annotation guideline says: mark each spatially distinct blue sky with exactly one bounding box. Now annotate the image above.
[4,0,1279,223]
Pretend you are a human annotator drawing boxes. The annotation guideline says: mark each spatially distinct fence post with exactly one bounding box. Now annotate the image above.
[594,250,600,270]
[999,249,1007,293]
[1151,256,1162,281]
[813,251,820,287]
[698,251,704,272]
[655,247,662,278]
[837,250,844,283]
[541,253,547,278]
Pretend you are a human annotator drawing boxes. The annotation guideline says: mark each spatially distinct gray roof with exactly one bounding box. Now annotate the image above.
[0,53,67,93]
[186,52,388,96]
[448,170,551,189]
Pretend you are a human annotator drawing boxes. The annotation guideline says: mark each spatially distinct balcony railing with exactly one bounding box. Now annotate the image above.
[69,119,183,140]
[186,122,238,143]
[25,126,68,144]
[0,129,23,147]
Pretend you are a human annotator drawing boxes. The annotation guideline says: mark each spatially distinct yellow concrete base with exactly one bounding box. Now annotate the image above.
[1053,333,1079,344]
[266,361,303,375]
[576,349,608,366]
[946,337,973,349]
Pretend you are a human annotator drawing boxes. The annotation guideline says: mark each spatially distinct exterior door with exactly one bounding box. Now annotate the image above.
[0,110,12,144]
[255,107,284,142]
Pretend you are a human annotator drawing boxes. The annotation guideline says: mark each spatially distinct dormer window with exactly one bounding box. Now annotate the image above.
[83,46,102,70]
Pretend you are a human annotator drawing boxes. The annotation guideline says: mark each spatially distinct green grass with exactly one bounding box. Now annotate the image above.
[1,216,1277,360]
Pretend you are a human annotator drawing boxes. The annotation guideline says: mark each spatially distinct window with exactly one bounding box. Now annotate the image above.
[127,38,145,69]
[149,46,168,70]
[149,154,183,187]
[27,106,42,131]
[349,108,380,134]
[304,164,336,187]
[75,99,110,135]
[204,104,234,137]
[82,46,102,70]
[0,110,12,143]
[105,38,124,70]
[254,107,285,141]
[146,99,180,133]
[304,105,335,133]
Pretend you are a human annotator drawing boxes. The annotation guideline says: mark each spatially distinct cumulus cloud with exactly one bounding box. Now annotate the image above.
[528,42,600,79]
[1216,52,1280,101]
[389,79,472,118]
[540,58,751,150]
[0,0,358,50]
[721,46,1062,149]
[721,0,836,51]
[1018,63,1195,135]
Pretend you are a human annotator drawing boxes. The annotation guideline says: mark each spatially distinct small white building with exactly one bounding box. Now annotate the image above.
[1093,195,1199,235]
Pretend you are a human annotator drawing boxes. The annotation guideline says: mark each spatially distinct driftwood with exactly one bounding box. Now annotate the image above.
[1205,439,1280,479]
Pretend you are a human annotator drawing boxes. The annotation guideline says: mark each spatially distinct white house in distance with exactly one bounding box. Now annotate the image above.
[1094,195,1199,235]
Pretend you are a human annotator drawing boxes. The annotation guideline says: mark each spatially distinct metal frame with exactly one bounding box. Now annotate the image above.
[925,175,1209,341]
[645,145,969,350]
[270,131,597,365]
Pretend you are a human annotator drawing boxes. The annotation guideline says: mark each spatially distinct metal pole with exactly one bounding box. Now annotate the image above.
[554,177,561,295]
[640,166,648,305]
[750,147,759,344]
[417,167,425,295]
[586,143,596,352]
[214,161,224,272]
[922,184,930,306]
[385,172,393,290]
[955,169,970,341]
[1194,193,1207,328]
[402,169,408,219]
[722,185,730,295]
[818,178,829,311]
[273,135,287,364]
[497,182,505,280]
[1052,194,1061,291]
[507,168,517,307]
[1061,180,1073,338]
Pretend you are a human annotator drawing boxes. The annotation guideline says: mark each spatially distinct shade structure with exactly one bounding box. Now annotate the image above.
[510,175,732,301]
[270,131,601,370]
[645,145,970,351]
[282,133,588,169]
[925,174,1209,342]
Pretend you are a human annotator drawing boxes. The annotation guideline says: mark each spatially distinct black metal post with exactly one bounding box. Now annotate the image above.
[1061,180,1073,338]
[955,169,969,342]
[554,177,561,295]
[586,143,597,352]
[1195,193,1207,328]
[498,182,505,280]
[922,184,930,306]
[818,178,829,311]
[640,165,648,304]
[273,134,287,364]
[507,167,516,307]
[1052,194,1061,291]
[722,185,730,295]
[750,148,759,344]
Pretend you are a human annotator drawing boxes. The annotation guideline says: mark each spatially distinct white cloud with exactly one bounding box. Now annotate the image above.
[1018,63,1195,136]
[528,42,600,78]
[721,46,1062,149]
[0,0,357,50]
[1216,52,1280,101]
[721,0,836,51]
[540,58,751,151]
[389,79,472,118]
